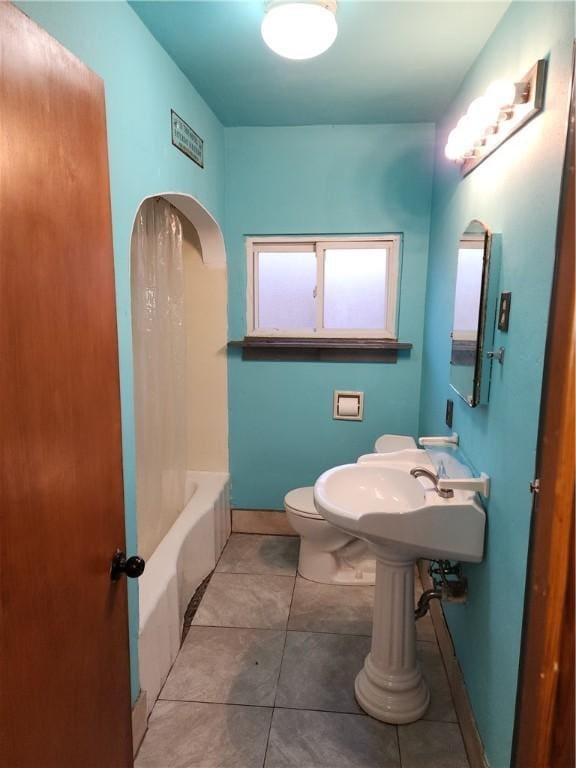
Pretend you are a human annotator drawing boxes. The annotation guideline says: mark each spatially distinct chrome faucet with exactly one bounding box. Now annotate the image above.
[409,467,454,499]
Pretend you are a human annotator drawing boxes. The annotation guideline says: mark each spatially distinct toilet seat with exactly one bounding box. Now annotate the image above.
[285,487,322,519]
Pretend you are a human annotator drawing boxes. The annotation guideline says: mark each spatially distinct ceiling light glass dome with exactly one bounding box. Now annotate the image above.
[261,0,338,61]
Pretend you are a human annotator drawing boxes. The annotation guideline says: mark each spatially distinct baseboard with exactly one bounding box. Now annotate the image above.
[132,690,148,756]
[232,508,295,536]
[418,561,489,768]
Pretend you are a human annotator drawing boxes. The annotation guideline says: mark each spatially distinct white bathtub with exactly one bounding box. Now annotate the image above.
[138,470,230,715]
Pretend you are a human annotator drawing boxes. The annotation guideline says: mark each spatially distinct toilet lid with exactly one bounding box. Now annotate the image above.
[374,434,417,453]
[284,487,322,519]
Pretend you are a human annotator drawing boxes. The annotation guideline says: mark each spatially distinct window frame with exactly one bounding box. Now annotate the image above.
[246,235,401,339]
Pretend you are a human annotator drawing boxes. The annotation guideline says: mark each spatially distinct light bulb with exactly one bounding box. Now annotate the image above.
[445,128,466,160]
[261,2,338,60]
[467,96,501,133]
[445,142,462,161]
[485,80,516,109]
[456,114,482,146]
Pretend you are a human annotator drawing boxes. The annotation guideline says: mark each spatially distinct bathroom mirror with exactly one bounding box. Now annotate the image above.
[450,220,500,407]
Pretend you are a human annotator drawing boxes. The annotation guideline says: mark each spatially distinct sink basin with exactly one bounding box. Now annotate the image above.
[314,463,485,562]
[316,464,425,517]
[313,460,486,725]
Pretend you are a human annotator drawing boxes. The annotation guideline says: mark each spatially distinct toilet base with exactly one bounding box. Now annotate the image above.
[298,538,376,586]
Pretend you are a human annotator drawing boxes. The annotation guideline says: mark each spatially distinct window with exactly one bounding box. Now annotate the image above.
[247,236,401,339]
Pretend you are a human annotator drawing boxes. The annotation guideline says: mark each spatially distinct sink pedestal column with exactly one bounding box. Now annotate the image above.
[355,550,429,723]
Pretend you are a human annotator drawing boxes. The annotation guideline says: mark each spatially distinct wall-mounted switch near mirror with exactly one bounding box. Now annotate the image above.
[446,399,454,429]
[498,292,511,332]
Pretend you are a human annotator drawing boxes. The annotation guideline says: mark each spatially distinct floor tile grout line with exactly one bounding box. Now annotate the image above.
[263,563,299,765]
[226,532,298,537]
[395,722,403,768]
[271,705,457,726]
[157,697,275,710]
[286,626,373,639]
[190,622,375,639]
[187,622,440,644]
[186,624,288,634]
[190,624,438,646]
[212,570,297,579]
[153,697,459,725]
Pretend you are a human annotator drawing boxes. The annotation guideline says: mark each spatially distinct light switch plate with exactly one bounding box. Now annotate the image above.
[498,291,512,332]
[446,398,454,429]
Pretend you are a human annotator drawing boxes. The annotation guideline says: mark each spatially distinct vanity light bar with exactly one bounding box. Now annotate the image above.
[445,59,547,177]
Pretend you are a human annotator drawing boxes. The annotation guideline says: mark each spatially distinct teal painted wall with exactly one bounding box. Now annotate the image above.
[17,0,226,701]
[419,3,574,766]
[15,7,572,759]
[226,125,435,508]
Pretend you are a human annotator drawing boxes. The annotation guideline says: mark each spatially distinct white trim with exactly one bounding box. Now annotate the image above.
[315,242,324,333]
[251,244,259,331]
[247,235,393,244]
[132,193,227,270]
[245,235,401,339]
[386,240,400,336]
[246,242,256,335]
[252,242,316,252]
[132,691,148,757]
[162,193,226,268]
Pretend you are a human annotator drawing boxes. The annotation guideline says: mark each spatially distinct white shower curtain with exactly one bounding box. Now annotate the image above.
[131,198,187,560]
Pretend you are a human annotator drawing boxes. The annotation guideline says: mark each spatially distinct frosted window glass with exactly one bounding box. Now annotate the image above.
[452,248,483,338]
[257,250,316,330]
[324,248,387,330]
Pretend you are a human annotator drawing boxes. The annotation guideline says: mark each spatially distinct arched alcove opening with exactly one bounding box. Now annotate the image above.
[131,194,230,715]
[130,193,229,562]
[162,192,226,267]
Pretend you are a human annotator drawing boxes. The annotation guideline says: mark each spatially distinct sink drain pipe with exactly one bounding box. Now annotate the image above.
[415,588,442,619]
[414,559,468,620]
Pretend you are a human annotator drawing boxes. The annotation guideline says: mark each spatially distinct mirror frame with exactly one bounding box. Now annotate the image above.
[450,220,501,407]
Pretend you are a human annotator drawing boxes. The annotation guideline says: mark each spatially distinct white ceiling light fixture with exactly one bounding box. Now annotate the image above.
[261,0,338,61]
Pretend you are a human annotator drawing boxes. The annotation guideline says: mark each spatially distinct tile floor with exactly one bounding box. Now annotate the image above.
[136,533,470,768]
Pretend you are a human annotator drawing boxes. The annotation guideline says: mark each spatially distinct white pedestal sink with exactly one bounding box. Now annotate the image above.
[314,458,485,725]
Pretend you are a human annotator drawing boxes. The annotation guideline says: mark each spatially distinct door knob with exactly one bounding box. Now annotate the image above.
[110,549,145,582]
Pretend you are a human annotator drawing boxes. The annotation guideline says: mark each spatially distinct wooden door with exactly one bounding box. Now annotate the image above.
[0,5,133,766]
[512,46,575,768]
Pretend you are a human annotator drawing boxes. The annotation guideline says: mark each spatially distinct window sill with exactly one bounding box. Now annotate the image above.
[227,337,412,363]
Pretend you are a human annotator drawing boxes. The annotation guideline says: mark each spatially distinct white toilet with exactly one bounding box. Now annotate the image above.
[284,434,417,585]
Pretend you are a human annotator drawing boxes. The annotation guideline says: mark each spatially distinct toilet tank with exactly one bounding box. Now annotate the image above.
[374,434,417,453]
